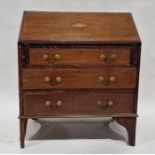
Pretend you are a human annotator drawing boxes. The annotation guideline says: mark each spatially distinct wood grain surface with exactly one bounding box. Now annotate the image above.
[19,12,140,44]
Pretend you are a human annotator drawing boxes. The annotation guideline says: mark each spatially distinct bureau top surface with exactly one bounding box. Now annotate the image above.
[19,11,141,44]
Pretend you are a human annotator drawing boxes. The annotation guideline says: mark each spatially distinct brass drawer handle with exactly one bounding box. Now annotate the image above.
[44,76,62,84]
[44,76,50,83]
[110,54,118,61]
[55,76,62,83]
[54,54,61,60]
[99,54,106,61]
[45,100,51,107]
[97,100,103,106]
[42,54,49,61]
[97,100,114,108]
[98,76,104,83]
[108,100,114,107]
[99,54,118,62]
[42,53,61,61]
[98,76,116,84]
[45,100,63,107]
[109,76,116,82]
[56,100,63,106]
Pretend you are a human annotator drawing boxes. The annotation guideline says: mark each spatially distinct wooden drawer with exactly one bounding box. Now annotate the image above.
[22,68,137,89]
[28,47,131,66]
[23,91,134,116]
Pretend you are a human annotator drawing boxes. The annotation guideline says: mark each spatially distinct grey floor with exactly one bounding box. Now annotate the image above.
[0,0,155,153]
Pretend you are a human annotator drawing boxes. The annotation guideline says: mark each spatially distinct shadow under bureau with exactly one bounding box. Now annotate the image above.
[18,11,141,148]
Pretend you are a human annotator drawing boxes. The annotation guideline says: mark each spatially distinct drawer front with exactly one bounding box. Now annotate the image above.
[23,92,134,116]
[22,68,137,89]
[29,47,131,66]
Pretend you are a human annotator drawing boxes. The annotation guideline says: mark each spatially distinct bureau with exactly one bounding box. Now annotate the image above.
[18,11,141,148]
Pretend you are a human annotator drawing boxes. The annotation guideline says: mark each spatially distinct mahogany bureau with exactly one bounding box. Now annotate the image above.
[18,11,141,148]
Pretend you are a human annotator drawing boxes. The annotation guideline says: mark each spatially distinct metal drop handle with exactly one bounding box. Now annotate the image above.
[99,54,118,62]
[98,76,116,83]
[45,100,63,107]
[97,100,114,108]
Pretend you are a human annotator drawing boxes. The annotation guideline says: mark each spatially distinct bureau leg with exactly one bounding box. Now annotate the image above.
[20,118,28,148]
[24,119,28,137]
[114,117,136,146]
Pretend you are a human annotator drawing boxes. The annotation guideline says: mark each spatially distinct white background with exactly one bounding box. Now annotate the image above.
[0,0,155,153]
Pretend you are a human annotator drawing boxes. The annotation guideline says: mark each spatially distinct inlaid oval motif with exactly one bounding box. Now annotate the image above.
[72,23,87,28]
